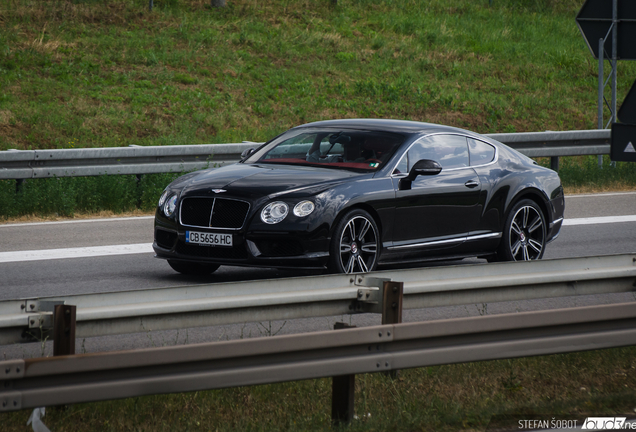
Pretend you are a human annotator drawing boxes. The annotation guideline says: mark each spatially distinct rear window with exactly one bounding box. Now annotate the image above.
[468,138,496,166]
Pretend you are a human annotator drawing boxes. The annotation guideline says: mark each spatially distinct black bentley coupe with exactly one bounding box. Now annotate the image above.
[153,119,564,274]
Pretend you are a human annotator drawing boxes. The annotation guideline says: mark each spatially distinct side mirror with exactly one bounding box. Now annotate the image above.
[406,159,442,181]
[240,147,256,160]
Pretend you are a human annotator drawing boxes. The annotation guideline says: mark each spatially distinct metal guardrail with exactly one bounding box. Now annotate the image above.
[1,301,635,412]
[1,253,634,346]
[0,142,256,180]
[487,129,611,157]
[0,129,611,180]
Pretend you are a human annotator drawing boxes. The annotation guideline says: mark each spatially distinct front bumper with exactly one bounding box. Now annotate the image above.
[547,217,563,244]
[153,226,331,270]
[546,192,565,243]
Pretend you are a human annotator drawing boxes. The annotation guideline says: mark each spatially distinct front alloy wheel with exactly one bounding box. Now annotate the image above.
[329,209,379,274]
[500,199,546,261]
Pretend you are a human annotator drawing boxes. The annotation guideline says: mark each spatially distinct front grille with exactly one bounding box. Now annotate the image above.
[155,229,177,249]
[180,198,214,227]
[255,239,304,257]
[211,199,250,229]
[175,241,248,259]
[180,197,250,229]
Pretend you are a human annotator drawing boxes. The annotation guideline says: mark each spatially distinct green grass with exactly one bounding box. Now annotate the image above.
[0,172,182,218]
[2,346,636,431]
[537,156,636,193]
[1,0,635,219]
[2,155,634,220]
[1,0,635,152]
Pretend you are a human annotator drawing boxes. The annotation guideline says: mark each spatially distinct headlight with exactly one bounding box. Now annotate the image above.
[293,200,315,217]
[164,194,178,217]
[261,201,289,224]
[158,190,169,208]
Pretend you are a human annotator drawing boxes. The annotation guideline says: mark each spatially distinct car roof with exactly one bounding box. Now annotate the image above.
[295,118,472,135]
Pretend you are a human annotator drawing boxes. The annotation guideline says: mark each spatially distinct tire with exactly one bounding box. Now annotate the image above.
[328,209,380,274]
[497,199,546,262]
[168,260,220,275]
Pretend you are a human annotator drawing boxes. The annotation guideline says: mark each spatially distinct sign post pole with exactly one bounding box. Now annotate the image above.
[611,0,618,124]
[577,0,636,167]
[598,38,604,168]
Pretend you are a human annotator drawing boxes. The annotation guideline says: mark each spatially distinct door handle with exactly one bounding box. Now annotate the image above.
[464,180,479,188]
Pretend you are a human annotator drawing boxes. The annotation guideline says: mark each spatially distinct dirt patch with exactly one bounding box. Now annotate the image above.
[0,110,15,124]
[0,121,32,150]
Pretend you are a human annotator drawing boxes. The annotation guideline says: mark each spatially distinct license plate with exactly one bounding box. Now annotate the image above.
[185,231,233,247]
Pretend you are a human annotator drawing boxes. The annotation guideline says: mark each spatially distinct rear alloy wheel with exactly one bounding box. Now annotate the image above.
[329,209,380,274]
[499,199,546,261]
[168,260,220,275]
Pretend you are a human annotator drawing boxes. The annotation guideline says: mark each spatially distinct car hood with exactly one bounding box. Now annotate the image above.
[179,163,364,199]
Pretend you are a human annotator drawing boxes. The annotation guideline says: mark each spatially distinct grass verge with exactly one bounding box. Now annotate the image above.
[0,172,181,220]
[1,346,636,431]
[537,156,636,194]
[1,0,635,151]
[0,155,634,221]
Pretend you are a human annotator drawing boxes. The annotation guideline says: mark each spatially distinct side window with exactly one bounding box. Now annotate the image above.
[436,135,468,169]
[319,136,344,156]
[264,133,316,159]
[393,134,469,174]
[409,135,468,170]
[468,138,495,166]
[406,138,440,171]
[395,153,408,174]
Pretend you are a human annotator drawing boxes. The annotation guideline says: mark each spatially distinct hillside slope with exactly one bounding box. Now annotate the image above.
[0,0,634,150]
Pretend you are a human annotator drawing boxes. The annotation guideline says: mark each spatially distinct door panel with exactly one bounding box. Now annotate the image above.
[391,169,482,248]
[389,134,482,254]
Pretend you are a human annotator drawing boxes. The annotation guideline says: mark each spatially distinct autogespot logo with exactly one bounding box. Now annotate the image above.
[582,417,633,430]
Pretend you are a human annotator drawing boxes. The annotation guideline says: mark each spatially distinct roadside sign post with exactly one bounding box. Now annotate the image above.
[618,80,636,125]
[612,59,636,164]
[611,123,636,162]
[576,0,636,167]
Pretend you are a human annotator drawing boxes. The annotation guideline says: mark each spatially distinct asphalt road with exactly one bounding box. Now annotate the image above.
[0,191,635,359]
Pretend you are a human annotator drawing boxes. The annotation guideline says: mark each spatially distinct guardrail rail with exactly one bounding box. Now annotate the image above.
[1,253,635,423]
[1,253,634,346]
[0,129,612,180]
[1,302,636,415]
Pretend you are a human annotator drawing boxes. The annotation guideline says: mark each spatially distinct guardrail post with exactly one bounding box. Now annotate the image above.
[135,174,144,208]
[550,156,559,172]
[382,281,403,378]
[53,305,76,356]
[381,281,403,325]
[331,322,356,425]
[15,179,24,194]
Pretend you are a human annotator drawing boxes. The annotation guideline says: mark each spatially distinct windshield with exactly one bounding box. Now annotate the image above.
[245,129,405,172]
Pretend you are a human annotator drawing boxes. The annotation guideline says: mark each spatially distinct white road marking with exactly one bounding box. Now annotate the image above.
[565,191,636,198]
[0,243,153,264]
[0,216,154,228]
[0,216,634,264]
[562,215,636,226]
